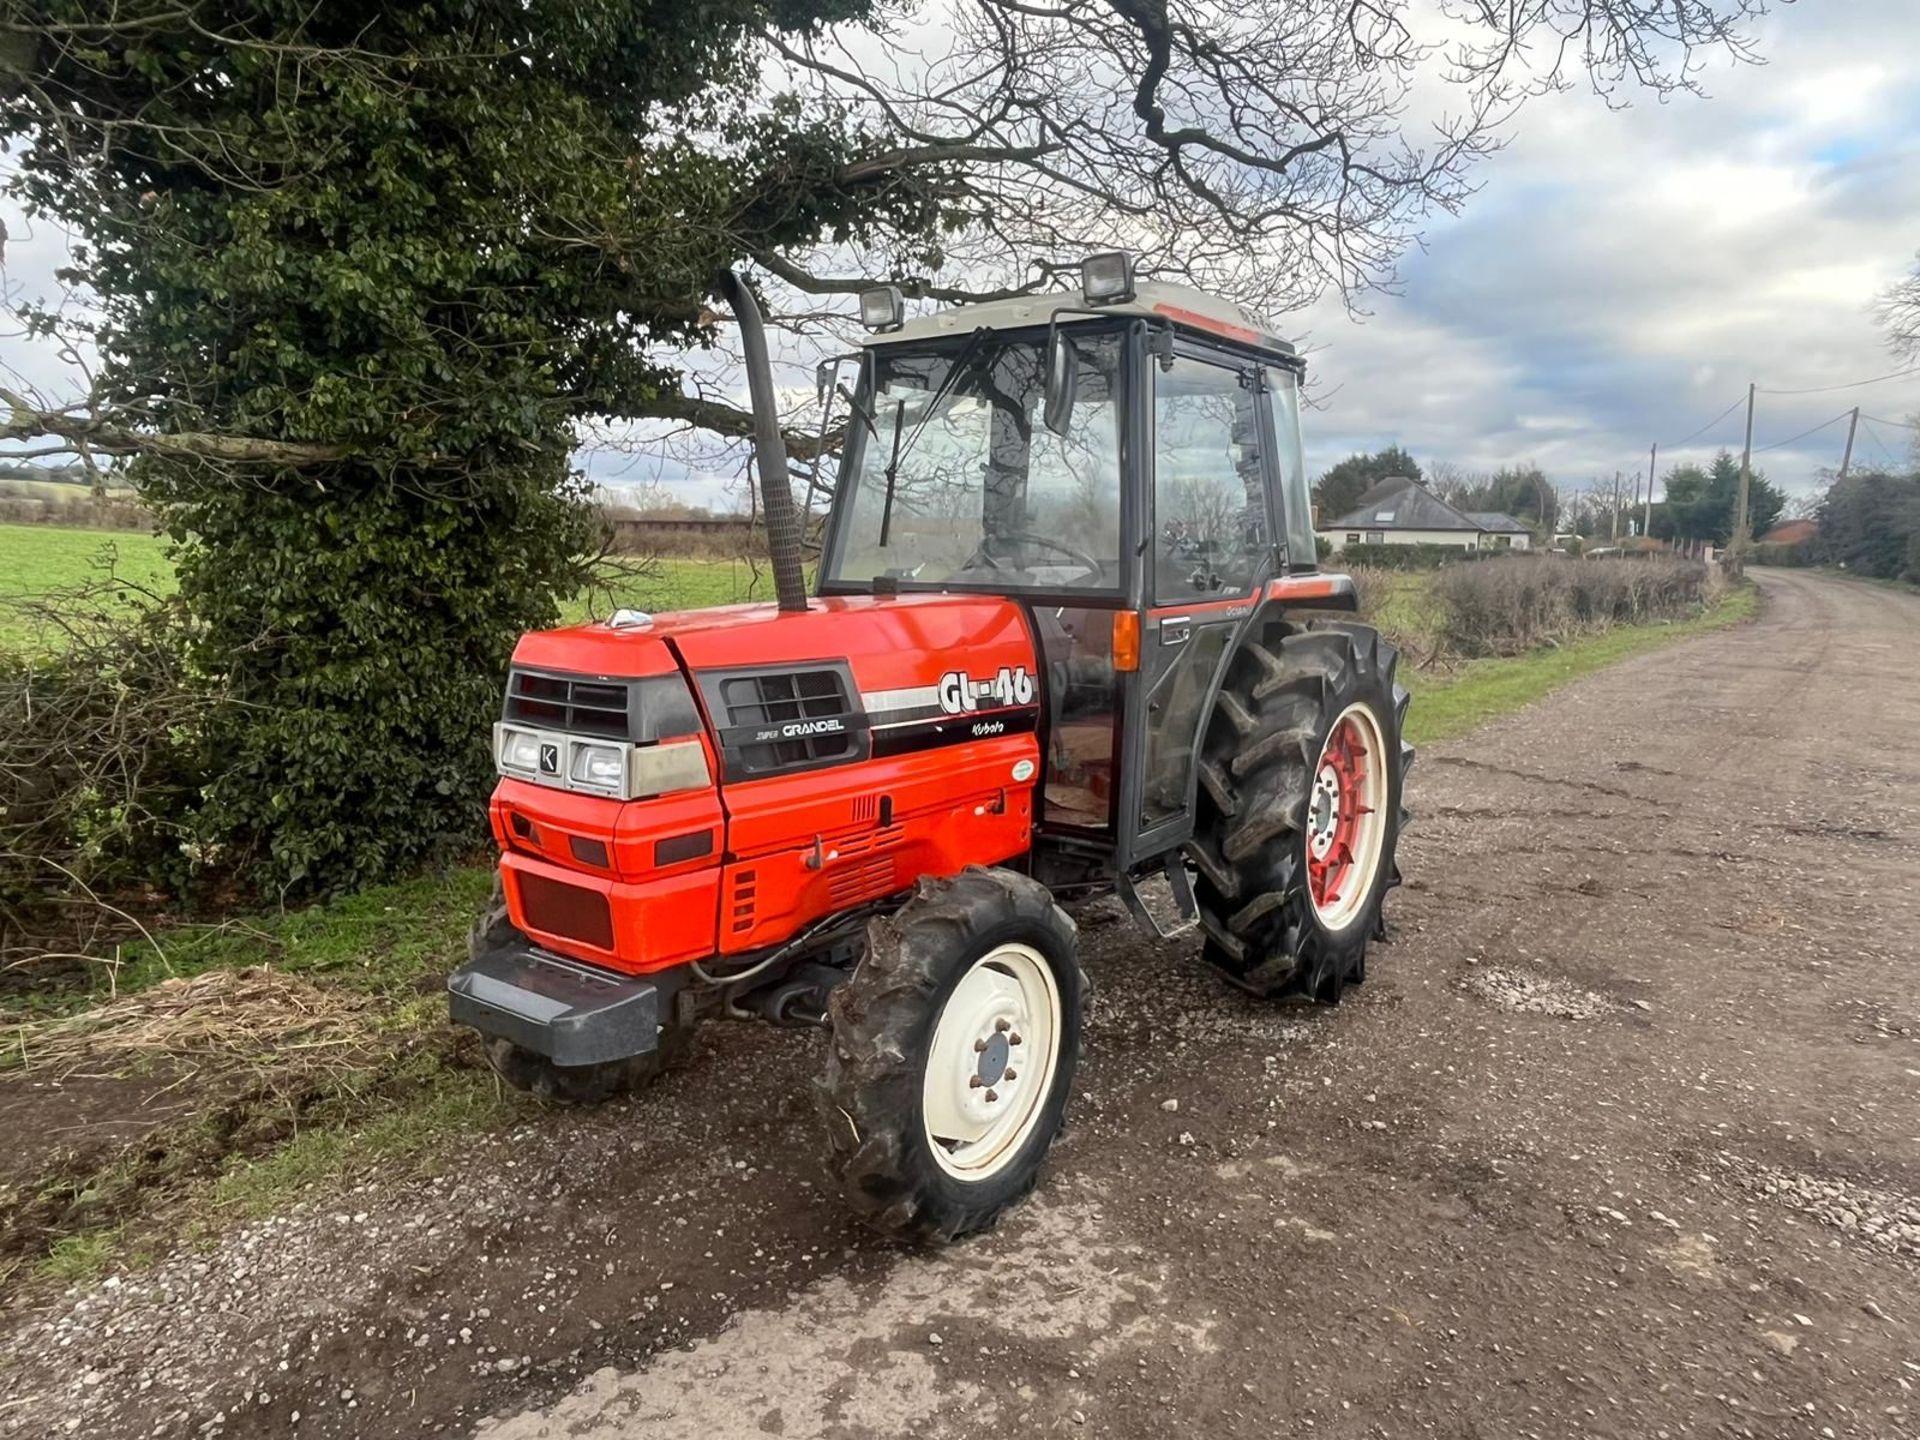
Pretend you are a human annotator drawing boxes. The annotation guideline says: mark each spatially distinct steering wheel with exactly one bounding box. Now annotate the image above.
[981,530,1103,576]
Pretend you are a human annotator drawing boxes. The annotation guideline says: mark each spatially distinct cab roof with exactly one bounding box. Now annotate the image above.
[869,279,1296,359]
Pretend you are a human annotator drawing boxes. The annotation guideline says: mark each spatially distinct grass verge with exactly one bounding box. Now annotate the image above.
[1400,580,1757,745]
[1,866,519,1290]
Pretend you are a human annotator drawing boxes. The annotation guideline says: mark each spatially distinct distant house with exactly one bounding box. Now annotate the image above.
[1759,518,1817,546]
[1317,476,1532,553]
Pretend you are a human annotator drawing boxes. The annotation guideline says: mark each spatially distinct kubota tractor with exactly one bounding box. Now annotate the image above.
[449,253,1411,1241]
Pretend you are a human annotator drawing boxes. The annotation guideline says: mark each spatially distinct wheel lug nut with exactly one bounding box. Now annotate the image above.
[969,1075,985,1089]
[994,1018,1010,1033]
[1003,1068,1017,1081]
[1009,1033,1022,1046]
[984,1088,999,1103]
[973,1038,989,1053]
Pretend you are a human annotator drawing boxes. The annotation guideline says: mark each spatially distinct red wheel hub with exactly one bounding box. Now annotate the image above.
[1307,713,1376,918]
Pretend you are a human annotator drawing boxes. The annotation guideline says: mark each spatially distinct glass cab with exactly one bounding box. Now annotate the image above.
[818,312,1314,871]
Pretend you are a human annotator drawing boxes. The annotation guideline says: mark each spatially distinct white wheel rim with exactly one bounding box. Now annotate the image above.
[921,942,1062,1181]
[1305,701,1389,932]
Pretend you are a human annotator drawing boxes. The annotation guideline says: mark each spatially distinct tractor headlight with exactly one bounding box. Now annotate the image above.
[569,742,627,792]
[1080,250,1136,305]
[497,726,542,774]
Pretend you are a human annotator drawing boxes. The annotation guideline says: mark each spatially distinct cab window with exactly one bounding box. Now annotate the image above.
[1151,357,1270,602]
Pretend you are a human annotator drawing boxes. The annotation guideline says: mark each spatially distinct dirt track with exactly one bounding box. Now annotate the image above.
[7,568,1919,1440]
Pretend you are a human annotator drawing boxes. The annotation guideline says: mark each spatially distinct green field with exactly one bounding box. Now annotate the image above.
[0,523,800,645]
[0,524,174,631]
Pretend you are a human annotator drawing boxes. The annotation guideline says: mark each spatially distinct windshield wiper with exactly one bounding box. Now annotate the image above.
[877,326,993,548]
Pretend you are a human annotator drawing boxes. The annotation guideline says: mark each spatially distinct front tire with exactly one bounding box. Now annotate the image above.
[1188,619,1410,999]
[818,867,1084,1243]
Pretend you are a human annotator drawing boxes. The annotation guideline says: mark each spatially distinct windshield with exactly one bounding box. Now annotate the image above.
[825,333,1124,590]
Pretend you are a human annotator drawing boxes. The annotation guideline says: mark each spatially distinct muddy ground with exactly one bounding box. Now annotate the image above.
[3,567,1916,1440]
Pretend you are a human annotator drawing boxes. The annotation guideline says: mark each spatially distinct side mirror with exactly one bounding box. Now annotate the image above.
[1042,326,1078,436]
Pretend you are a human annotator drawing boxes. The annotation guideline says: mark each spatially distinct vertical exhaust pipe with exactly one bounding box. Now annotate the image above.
[715,270,808,614]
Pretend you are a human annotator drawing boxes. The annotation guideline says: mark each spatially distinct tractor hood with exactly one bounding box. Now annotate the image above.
[511,594,1039,726]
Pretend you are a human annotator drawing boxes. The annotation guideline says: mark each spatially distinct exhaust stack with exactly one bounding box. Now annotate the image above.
[715,270,808,615]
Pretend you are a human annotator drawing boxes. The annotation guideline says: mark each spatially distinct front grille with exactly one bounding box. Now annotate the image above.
[505,670,630,739]
[720,669,858,775]
[517,872,615,950]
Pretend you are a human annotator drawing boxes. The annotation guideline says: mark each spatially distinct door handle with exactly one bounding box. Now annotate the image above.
[1160,620,1191,647]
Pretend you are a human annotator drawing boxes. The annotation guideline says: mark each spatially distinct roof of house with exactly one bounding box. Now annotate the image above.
[1759,518,1817,544]
[1324,477,1481,532]
[1465,510,1530,534]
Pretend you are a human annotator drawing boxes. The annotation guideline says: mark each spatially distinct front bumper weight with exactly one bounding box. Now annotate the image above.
[448,941,660,1068]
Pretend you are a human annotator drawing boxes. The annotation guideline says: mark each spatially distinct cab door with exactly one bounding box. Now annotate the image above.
[1121,346,1278,864]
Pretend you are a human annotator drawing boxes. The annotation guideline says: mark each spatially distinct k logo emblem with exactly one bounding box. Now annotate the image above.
[538,743,560,775]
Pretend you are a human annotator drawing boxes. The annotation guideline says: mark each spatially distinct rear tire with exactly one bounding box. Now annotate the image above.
[469,874,689,1103]
[1187,619,1411,999]
[818,867,1084,1243]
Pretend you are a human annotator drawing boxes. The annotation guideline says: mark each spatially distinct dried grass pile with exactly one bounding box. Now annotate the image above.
[5,966,371,1078]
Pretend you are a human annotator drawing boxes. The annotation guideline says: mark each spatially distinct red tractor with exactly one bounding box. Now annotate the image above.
[449,254,1411,1241]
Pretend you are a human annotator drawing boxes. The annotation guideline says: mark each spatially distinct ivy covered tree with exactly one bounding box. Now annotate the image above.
[0,0,944,893]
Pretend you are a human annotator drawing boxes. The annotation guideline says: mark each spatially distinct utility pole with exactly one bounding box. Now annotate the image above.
[1644,443,1656,539]
[1733,381,1755,567]
[1839,407,1860,480]
[1610,470,1622,541]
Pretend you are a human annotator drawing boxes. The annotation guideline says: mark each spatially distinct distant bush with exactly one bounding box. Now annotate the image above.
[1432,554,1714,657]
[1753,539,1813,568]
[1333,541,1497,570]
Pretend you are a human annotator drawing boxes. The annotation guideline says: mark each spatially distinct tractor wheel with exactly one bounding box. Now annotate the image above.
[818,867,1085,1243]
[1187,619,1411,1000]
[468,874,689,1103]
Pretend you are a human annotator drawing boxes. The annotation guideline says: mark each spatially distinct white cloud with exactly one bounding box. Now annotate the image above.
[1290,0,1920,498]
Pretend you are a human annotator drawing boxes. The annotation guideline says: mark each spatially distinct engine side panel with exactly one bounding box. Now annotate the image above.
[669,595,1043,956]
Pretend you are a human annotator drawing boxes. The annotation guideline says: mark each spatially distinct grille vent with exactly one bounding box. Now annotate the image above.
[721,669,858,774]
[517,873,615,950]
[828,856,897,907]
[729,868,759,934]
[505,670,630,740]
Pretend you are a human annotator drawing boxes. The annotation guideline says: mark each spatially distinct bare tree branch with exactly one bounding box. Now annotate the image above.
[2,388,349,466]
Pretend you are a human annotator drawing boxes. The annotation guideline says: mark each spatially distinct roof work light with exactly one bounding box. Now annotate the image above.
[858,285,905,332]
[1080,251,1136,305]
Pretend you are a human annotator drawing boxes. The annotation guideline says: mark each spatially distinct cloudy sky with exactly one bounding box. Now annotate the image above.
[4,0,1915,510]
[1289,0,1920,503]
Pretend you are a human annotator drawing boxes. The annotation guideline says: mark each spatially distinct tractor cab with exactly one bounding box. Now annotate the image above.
[814,254,1340,896]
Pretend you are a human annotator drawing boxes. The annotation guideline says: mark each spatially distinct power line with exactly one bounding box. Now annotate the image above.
[1751,409,1853,454]
[1857,418,1900,465]
[1756,364,1920,396]
[1861,411,1919,431]
[1661,394,1746,450]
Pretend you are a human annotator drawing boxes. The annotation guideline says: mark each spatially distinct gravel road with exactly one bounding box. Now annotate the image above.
[7,567,1917,1440]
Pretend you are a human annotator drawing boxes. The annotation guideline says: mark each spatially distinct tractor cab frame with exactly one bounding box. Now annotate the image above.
[810,269,1351,922]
